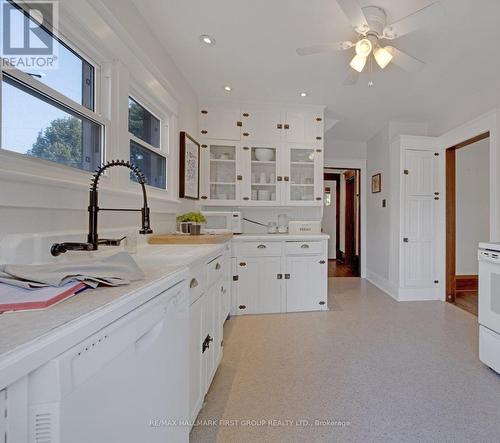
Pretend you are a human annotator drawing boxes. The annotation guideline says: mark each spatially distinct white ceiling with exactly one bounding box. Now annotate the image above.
[132,0,500,141]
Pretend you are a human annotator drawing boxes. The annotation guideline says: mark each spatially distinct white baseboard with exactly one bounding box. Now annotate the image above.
[397,287,440,301]
[366,270,398,300]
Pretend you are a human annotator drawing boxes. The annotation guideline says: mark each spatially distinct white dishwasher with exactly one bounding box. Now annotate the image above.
[27,281,189,443]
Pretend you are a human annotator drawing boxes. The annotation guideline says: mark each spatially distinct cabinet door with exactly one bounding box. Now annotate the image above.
[199,105,241,141]
[202,289,215,393]
[284,111,323,144]
[285,256,327,312]
[240,107,282,142]
[241,145,281,205]
[189,295,203,422]
[236,257,283,314]
[284,146,322,205]
[205,143,242,204]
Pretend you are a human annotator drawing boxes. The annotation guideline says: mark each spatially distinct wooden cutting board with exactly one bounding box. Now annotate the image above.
[148,233,233,245]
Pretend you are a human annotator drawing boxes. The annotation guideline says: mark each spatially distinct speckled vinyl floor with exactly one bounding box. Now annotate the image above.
[190,278,500,443]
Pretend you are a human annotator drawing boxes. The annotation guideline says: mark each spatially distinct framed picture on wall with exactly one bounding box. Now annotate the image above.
[372,173,381,193]
[179,131,200,199]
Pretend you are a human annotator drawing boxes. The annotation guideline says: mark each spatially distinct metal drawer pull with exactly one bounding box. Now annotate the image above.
[301,244,310,249]
[190,278,199,289]
[257,244,266,249]
[215,262,221,270]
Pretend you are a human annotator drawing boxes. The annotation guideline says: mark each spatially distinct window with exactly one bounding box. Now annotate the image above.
[0,1,104,171]
[128,96,167,189]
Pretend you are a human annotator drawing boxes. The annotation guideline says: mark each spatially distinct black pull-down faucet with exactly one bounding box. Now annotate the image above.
[51,160,153,256]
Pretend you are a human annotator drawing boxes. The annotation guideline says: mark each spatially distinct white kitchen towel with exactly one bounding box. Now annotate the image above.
[0,252,144,289]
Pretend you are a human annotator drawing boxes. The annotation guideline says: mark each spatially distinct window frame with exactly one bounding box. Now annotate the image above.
[128,90,170,191]
[0,2,109,177]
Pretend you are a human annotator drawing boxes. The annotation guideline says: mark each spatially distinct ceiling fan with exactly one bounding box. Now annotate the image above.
[296,0,443,83]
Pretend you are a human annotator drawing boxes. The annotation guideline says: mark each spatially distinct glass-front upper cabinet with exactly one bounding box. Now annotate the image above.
[245,146,279,205]
[285,146,322,205]
[201,143,240,202]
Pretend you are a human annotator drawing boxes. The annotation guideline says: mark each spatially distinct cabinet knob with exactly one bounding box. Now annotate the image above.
[277,176,283,182]
[284,176,289,182]
[236,121,243,127]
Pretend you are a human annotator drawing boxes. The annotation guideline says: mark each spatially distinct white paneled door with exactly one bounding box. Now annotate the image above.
[402,149,438,289]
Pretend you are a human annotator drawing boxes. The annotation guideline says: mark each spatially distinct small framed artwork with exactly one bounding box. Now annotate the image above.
[372,173,381,193]
[179,131,200,199]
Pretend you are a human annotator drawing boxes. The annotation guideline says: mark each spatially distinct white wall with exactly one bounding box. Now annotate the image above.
[322,180,337,259]
[366,127,391,280]
[324,134,367,160]
[455,139,490,275]
[0,0,199,259]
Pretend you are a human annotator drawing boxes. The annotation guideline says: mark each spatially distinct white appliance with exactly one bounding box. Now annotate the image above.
[478,243,500,374]
[277,214,289,234]
[202,211,242,234]
[27,283,190,443]
[289,221,322,235]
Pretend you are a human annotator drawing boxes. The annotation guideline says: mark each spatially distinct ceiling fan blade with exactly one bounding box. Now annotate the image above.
[336,0,369,34]
[386,46,425,72]
[383,2,444,40]
[296,42,353,56]
[343,70,360,86]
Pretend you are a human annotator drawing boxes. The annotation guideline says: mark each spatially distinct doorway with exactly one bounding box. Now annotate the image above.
[323,168,361,278]
[446,132,490,315]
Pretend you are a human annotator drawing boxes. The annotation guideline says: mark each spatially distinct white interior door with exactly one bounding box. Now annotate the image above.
[403,149,438,288]
[323,180,337,259]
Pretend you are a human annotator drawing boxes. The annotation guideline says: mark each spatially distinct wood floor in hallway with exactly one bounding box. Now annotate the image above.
[328,259,359,278]
[190,278,500,443]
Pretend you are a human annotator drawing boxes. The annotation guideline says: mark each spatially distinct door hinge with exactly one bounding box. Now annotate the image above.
[233,275,239,281]
[237,175,243,181]
[239,262,246,267]
[434,280,439,284]
[238,304,246,310]
[284,124,290,130]
[277,273,283,279]
[403,169,409,175]
[319,260,326,264]
[319,301,326,306]
[277,123,283,129]
[236,121,242,127]
[316,117,322,122]
[434,152,440,156]
[201,110,208,114]
[403,237,409,243]
[201,144,207,148]
[243,146,250,150]
[242,113,249,117]
[316,136,322,140]
[201,130,207,134]
[201,196,208,200]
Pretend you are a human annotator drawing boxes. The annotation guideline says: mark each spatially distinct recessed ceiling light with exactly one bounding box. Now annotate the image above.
[300,92,308,97]
[224,85,232,92]
[199,34,215,45]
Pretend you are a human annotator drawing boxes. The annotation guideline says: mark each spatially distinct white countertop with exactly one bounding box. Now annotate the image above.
[0,242,228,388]
[233,233,329,241]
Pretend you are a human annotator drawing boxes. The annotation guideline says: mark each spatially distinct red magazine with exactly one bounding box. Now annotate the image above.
[0,281,88,313]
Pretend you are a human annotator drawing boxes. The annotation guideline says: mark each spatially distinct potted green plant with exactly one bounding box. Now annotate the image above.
[176,212,206,235]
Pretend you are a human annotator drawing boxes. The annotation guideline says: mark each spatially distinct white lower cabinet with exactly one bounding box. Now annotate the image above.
[285,256,327,312]
[236,257,283,315]
[188,247,230,424]
[232,239,328,315]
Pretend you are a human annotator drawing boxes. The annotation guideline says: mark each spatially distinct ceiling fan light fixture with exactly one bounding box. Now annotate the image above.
[355,38,373,58]
[350,54,367,73]
[374,46,393,69]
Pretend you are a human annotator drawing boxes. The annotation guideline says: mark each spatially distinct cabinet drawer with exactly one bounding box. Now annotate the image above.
[189,264,206,305]
[207,255,225,287]
[233,241,282,257]
[285,241,323,256]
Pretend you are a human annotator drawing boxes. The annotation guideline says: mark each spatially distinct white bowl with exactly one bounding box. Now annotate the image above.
[255,148,274,162]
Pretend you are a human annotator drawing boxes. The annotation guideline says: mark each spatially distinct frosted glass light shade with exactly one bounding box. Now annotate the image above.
[374,46,393,69]
[350,54,367,73]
